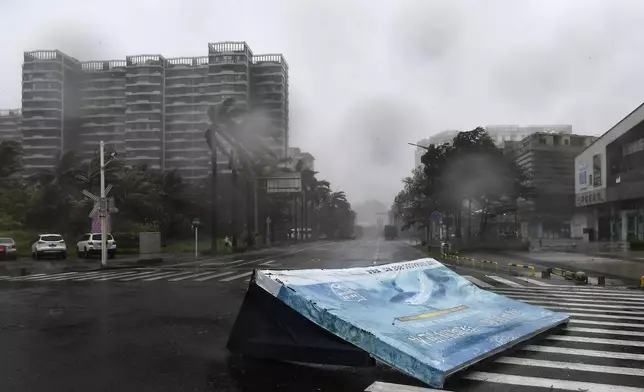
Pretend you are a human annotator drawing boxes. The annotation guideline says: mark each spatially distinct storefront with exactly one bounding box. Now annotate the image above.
[573,103,644,242]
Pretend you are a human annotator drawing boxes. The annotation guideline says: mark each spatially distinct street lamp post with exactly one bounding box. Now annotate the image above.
[98,141,117,268]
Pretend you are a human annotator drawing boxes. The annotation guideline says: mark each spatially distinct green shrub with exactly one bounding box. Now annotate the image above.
[630,240,644,251]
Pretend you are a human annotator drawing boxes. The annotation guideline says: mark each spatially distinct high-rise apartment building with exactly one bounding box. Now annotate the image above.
[79,60,127,160]
[21,50,82,171]
[0,109,21,142]
[19,42,289,177]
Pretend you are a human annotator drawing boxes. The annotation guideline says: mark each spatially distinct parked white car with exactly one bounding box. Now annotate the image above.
[76,233,116,259]
[31,234,67,260]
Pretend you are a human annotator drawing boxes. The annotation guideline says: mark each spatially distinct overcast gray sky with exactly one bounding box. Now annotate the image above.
[2,0,644,207]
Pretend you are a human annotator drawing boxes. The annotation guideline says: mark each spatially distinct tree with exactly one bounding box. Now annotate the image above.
[0,140,23,178]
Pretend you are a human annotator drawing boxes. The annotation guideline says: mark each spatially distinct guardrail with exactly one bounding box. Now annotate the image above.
[441,253,498,272]
[641,276,644,288]
[507,263,535,277]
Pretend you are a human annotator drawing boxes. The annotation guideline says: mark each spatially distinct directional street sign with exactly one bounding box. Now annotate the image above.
[82,186,117,218]
[82,189,99,202]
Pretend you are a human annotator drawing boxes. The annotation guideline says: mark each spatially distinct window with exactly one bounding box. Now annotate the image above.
[41,235,63,242]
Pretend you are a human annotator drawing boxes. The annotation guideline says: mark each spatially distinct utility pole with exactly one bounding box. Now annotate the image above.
[99,141,108,268]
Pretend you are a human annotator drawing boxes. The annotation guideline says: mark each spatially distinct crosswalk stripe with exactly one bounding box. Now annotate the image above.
[260,260,275,266]
[201,259,247,266]
[93,271,142,281]
[142,271,194,281]
[501,294,643,306]
[513,276,553,286]
[565,326,644,337]
[194,271,235,282]
[18,272,77,281]
[522,299,644,310]
[545,306,644,316]
[29,272,80,281]
[119,271,165,281]
[462,371,644,392]
[9,274,46,281]
[492,287,644,297]
[463,276,493,288]
[220,271,253,282]
[120,271,177,281]
[486,275,524,287]
[546,334,644,347]
[524,344,644,361]
[74,271,128,281]
[495,356,644,377]
[570,319,644,329]
[566,311,644,322]
[49,271,107,281]
[167,271,217,282]
[365,381,447,391]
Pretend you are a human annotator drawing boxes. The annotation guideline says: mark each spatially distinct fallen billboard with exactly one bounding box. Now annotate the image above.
[251,258,569,388]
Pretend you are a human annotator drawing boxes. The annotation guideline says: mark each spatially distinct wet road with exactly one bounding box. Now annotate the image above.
[1,239,643,392]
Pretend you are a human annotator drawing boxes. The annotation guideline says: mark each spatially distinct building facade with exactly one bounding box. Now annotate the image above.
[19,42,289,177]
[513,132,596,239]
[573,103,644,242]
[21,50,82,171]
[0,109,21,142]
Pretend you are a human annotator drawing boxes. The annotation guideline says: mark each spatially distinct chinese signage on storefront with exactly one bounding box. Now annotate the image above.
[576,189,606,207]
[578,164,587,186]
[592,154,602,186]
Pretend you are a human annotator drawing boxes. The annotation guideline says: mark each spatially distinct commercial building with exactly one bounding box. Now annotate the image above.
[514,132,596,239]
[0,109,21,142]
[414,125,572,167]
[19,42,289,177]
[572,103,644,243]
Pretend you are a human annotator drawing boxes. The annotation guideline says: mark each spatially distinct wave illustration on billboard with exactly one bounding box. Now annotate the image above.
[253,258,569,388]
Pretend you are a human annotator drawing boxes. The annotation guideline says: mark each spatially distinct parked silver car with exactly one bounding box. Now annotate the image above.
[0,237,18,260]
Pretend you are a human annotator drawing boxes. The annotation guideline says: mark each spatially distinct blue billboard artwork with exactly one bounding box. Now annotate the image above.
[254,259,569,388]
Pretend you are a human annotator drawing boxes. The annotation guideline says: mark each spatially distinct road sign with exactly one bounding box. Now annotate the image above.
[82,189,99,202]
[429,211,442,222]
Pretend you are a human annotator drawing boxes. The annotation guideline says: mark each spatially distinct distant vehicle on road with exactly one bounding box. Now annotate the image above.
[0,237,18,260]
[76,233,116,259]
[31,234,67,260]
[384,225,397,240]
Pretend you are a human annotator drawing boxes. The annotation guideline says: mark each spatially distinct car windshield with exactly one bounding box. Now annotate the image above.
[41,235,63,242]
[0,238,13,244]
[92,234,114,241]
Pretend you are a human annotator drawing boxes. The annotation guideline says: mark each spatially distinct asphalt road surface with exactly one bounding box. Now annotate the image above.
[1,238,643,392]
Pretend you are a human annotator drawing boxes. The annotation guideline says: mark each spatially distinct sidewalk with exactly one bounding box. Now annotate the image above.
[500,250,644,285]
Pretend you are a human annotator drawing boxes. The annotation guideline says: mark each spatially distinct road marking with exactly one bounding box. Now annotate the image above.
[191,242,330,269]
[570,319,644,328]
[524,344,644,361]
[565,326,644,337]
[463,371,644,392]
[141,271,193,281]
[26,272,80,281]
[74,271,130,281]
[93,271,142,281]
[522,299,644,310]
[486,275,524,287]
[167,271,217,282]
[546,334,644,347]
[492,287,644,297]
[545,306,644,316]
[365,381,448,391]
[494,290,644,302]
[193,271,235,282]
[220,271,253,282]
[260,260,275,266]
[501,294,643,305]
[566,311,644,322]
[463,276,493,288]
[201,259,246,266]
[118,271,175,281]
[49,271,107,281]
[9,274,46,281]
[496,356,644,377]
[16,272,77,281]
[513,276,552,286]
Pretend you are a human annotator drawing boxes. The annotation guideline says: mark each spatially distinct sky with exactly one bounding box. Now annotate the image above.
[2,0,644,208]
